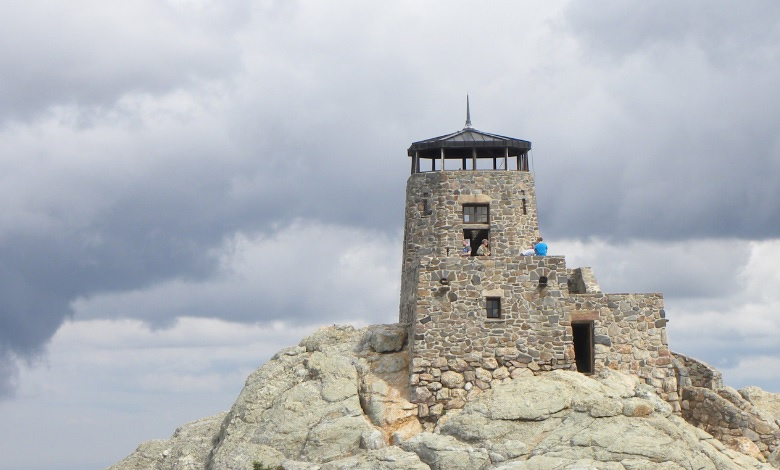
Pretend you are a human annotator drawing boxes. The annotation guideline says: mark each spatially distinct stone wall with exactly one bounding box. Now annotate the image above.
[681,385,780,461]
[674,353,780,461]
[585,292,677,407]
[408,252,678,419]
[674,352,723,390]
[398,168,677,421]
[399,170,539,323]
[567,267,601,294]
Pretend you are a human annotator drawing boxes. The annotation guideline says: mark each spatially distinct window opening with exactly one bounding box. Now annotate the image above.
[486,297,501,319]
[422,192,432,216]
[475,158,497,170]
[463,229,489,257]
[521,190,527,215]
[444,158,461,171]
[538,276,548,287]
[463,204,489,224]
[572,321,595,374]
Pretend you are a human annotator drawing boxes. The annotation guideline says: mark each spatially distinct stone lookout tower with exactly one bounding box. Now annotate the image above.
[399,103,678,419]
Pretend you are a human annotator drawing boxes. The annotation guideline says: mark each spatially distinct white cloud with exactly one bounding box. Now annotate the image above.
[71,220,403,326]
[665,241,780,380]
[0,316,318,470]
[555,237,750,298]
[721,355,780,393]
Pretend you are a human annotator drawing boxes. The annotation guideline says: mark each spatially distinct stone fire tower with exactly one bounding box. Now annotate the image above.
[399,105,678,419]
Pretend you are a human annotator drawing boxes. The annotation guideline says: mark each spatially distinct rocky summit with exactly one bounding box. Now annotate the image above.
[106,324,780,470]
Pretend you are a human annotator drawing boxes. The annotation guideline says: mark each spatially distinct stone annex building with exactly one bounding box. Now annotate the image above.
[398,107,679,419]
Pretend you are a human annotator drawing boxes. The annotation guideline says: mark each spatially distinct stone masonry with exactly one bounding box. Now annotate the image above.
[398,168,679,420]
[675,353,780,460]
[406,251,678,419]
[400,171,539,325]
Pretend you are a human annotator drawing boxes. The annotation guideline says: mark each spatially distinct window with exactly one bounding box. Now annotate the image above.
[463,229,489,257]
[538,276,548,288]
[521,190,527,215]
[463,204,488,224]
[422,193,432,216]
[486,297,501,319]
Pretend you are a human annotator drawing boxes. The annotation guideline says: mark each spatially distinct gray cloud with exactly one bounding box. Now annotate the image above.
[0,352,19,397]
[563,0,780,67]
[0,0,249,122]
[2,0,780,404]
[558,238,750,300]
[530,0,780,242]
[70,221,402,328]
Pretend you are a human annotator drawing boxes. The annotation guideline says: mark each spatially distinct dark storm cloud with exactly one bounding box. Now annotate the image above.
[0,168,233,395]
[0,59,410,397]
[0,355,19,397]
[70,221,402,328]
[0,0,249,123]
[0,0,406,388]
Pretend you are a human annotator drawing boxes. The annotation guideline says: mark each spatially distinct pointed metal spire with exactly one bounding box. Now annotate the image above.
[465,94,472,129]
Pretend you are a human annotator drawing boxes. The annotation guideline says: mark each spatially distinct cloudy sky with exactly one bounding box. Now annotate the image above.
[1,1,780,469]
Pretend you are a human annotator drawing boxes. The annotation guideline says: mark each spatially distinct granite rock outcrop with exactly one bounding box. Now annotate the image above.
[106,324,780,470]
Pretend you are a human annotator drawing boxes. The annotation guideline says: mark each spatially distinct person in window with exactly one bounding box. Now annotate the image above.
[477,239,490,256]
[534,237,548,256]
[459,239,472,256]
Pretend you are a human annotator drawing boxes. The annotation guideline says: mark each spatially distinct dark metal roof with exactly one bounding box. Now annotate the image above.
[409,97,532,160]
[407,127,532,158]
